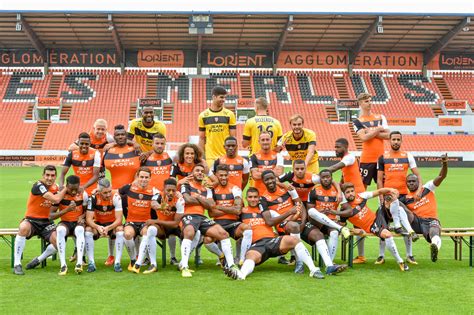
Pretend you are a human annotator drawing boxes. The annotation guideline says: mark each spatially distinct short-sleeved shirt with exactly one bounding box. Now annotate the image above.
[87,192,122,224]
[259,187,300,232]
[307,184,342,221]
[25,181,59,219]
[180,181,213,216]
[198,108,236,161]
[211,184,242,221]
[63,148,101,194]
[143,152,173,191]
[58,191,89,223]
[280,128,319,173]
[249,150,284,194]
[154,193,185,221]
[210,155,250,190]
[340,153,365,194]
[352,114,388,163]
[128,118,167,152]
[346,191,376,233]
[278,171,320,202]
[242,115,283,155]
[119,184,159,222]
[241,206,275,243]
[103,146,141,189]
[401,181,438,219]
[377,151,417,195]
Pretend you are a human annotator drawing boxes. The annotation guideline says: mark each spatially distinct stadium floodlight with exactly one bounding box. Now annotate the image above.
[189,15,213,35]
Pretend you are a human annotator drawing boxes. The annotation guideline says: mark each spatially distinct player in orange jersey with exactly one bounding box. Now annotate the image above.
[306,169,346,262]
[14,165,67,275]
[119,167,161,274]
[143,133,173,191]
[84,178,124,273]
[207,164,252,266]
[49,175,89,276]
[375,131,422,265]
[209,136,250,190]
[171,143,207,185]
[144,178,185,266]
[331,183,409,271]
[60,132,101,195]
[249,132,284,194]
[178,164,238,278]
[225,188,326,280]
[328,137,367,264]
[103,125,141,189]
[352,93,390,188]
[68,119,115,153]
[400,154,448,262]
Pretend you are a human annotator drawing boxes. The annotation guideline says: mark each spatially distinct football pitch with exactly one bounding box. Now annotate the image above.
[0,167,473,314]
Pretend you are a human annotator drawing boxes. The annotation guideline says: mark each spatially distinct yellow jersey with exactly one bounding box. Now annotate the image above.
[280,128,319,173]
[198,107,236,162]
[243,115,283,155]
[127,118,167,152]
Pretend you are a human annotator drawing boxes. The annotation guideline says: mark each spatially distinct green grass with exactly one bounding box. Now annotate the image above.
[0,167,473,314]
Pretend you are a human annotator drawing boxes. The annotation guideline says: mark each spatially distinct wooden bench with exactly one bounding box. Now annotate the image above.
[0,228,56,268]
[1,228,168,269]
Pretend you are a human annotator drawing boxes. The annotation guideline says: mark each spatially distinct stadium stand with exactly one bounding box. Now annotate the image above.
[1,70,472,151]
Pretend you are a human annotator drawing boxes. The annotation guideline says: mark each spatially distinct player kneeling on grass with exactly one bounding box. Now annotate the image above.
[329,183,409,271]
[119,167,161,274]
[399,154,448,262]
[49,175,89,276]
[225,188,328,280]
[178,164,238,278]
[84,178,124,273]
[15,165,67,275]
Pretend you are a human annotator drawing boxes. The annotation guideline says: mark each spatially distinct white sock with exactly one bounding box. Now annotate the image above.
[168,235,177,258]
[136,236,149,266]
[379,239,386,257]
[308,208,343,231]
[294,242,319,273]
[124,238,136,261]
[389,199,402,229]
[180,239,192,269]
[14,235,26,266]
[316,239,333,267]
[404,236,413,257]
[108,238,115,257]
[385,237,403,263]
[205,242,223,257]
[357,236,365,257]
[220,238,234,267]
[240,259,255,279]
[240,230,253,263]
[328,230,339,261]
[38,244,57,262]
[147,226,158,266]
[235,238,242,261]
[290,233,301,262]
[75,226,85,265]
[398,206,414,233]
[190,230,201,251]
[85,231,95,264]
[56,225,67,267]
[114,232,124,264]
[134,237,140,257]
[431,235,442,250]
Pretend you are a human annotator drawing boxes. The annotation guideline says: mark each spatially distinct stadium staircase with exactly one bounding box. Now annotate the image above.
[48,75,62,97]
[129,101,137,120]
[334,76,350,99]
[325,104,339,122]
[146,76,158,97]
[348,121,363,151]
[24,103,34,120]
[433,77,454,100]
[239,74,253,98]
[30,120,51,149]
[430,104,444,117]
[59,104,72,121]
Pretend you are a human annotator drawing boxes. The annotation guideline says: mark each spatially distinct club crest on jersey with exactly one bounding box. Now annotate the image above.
[299,183,304,188]
[82,161,87,167]
[370,121,374,126]
[277,197,283,203]
[324,196,329,202]
[221,194,226,199]
[264,160,269,166]
[394,158,399,163]
[214,117,219,122]
[229,165,234,170]
[119,153,124,158]
[103,206,108,211]
[157,160,162,166]
[138,194,143,200]
[252,213,257,218]
[297,144,301,149]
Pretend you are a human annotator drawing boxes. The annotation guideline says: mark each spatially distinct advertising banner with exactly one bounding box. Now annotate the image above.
[439,117,462,126]
[203,51,272,68]
[126,50,196,67]
[277,51,347,68]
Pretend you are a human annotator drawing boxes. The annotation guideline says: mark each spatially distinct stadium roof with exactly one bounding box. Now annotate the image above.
[0,1,473,54]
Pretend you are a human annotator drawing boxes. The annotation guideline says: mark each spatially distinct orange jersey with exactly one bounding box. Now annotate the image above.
[171,162,195,181]
[211,184,242,221]
[402,181,439,219]
[120,184,159,223]
[278,171,318,202]
[63,148,101,194]
[211,155,250,189]
[308,184,340,220]
[340,153,365,193]
[180,181,212,216]
[378,151,416,195]
[241,206,275,243]
[259,187,299,232]
[88,131,113,153]
[346,192,376,233]
[353,114,388,163]
[58,191,88,222]
[25,181,59,219]
[144,152,173,191]
[249,150,284,194]
[103,145,140,189]
[155,193,185,221]
[87,191,122,224]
